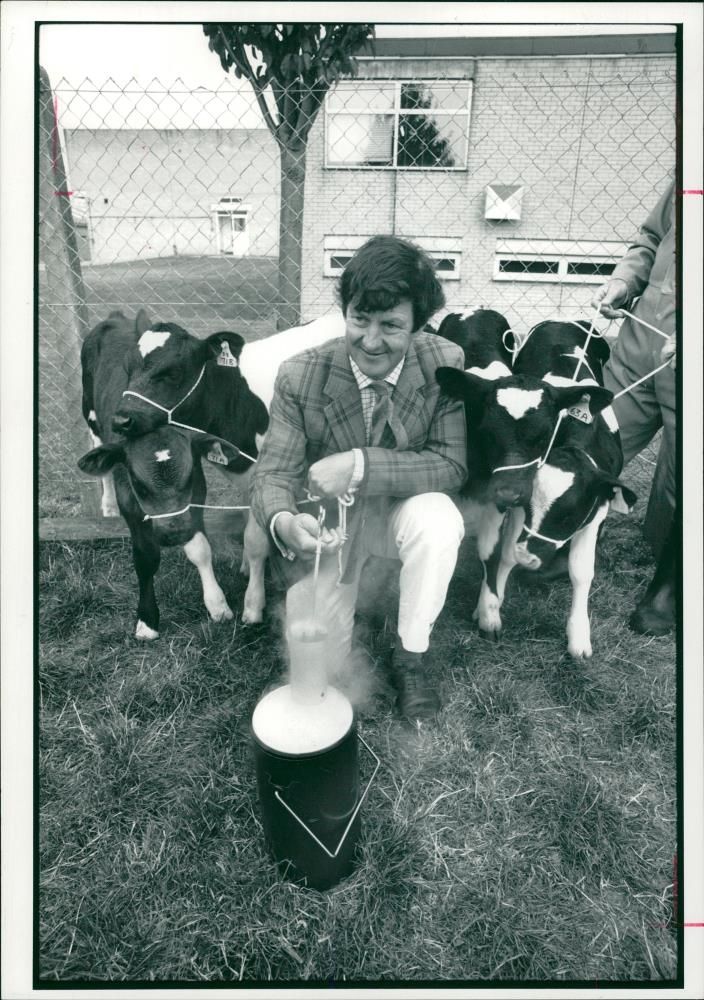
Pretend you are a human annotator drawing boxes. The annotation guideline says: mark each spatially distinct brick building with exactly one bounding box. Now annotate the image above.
[300,31,676,331]
[58,29,676,333]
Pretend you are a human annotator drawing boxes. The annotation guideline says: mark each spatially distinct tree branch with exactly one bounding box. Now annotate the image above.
[217,28,280,140]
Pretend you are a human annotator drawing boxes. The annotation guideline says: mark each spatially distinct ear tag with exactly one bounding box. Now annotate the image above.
[217,342,239,368]
[567,394,593,425]
[206,441,229,466]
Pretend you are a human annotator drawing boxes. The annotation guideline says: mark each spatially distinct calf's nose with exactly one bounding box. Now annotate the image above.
[495,485,520,505]
[112,413,133,434]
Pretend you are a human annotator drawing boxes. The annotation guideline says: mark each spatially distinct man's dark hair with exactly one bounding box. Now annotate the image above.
[338,235,445,331]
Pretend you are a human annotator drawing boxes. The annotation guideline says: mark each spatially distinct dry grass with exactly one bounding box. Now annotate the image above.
[37,457,678,986]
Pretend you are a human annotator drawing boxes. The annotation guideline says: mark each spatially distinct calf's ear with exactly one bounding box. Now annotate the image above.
[78,443,125,476]
[549,384,613,414]
[436,366,492,404]
[203,331,246,366]
[135,309,151,336]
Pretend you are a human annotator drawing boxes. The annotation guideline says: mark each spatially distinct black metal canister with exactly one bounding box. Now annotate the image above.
[252,694,359,889]
[251,624,379,890]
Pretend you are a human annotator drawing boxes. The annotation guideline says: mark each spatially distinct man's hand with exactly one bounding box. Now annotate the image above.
[660,333,676,370]
[275,512,344,561]
[591,278,630,319]
[307,452,355,500]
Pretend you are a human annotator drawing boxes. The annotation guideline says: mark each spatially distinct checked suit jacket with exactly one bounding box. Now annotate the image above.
[249,327,468,586]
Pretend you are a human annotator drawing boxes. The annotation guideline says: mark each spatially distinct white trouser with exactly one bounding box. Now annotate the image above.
[285,493,465,659]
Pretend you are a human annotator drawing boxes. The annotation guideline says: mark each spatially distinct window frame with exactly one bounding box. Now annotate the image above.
[323,236,462,280]
[324,79,472,172]
[493,239,630,285]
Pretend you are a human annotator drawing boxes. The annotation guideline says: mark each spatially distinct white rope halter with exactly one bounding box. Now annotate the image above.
[121,365,258,465]
[492,303,672,475]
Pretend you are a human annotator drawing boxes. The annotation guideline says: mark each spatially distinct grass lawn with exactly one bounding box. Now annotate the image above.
[37,487,678,984]
[80,255,282,340]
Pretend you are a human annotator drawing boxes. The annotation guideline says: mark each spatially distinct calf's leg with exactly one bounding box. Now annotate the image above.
[495,506,525,606]
[474,503,507,640]
[183,531,234,623]
[566,503,608,659]
[242,513,269,624]
[132,527,161,640]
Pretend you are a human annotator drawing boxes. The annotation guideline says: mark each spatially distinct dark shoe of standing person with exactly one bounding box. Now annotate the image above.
[389,642,440,721]
[629,560,676,635]
[629,528,676,636]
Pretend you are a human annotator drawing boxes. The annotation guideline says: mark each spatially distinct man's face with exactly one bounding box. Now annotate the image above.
[344,298,415,379]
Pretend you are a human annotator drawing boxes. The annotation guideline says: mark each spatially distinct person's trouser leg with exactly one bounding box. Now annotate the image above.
[643,362,676,558]
[366,492,465,653]
[603,323,662,466]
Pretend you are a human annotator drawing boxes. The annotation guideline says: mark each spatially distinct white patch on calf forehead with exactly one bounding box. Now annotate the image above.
[466,360,512,380]
[496,386,543,419]
[601,405,619,433]
[154,449,171,462]
[529,463,575,535]
[543,373,598,389]
[138,329,171,356]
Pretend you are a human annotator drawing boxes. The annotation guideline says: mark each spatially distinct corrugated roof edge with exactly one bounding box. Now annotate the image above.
[363,33,676,59]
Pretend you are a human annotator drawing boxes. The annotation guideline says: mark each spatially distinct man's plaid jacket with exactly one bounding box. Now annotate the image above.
[249,328,468,583]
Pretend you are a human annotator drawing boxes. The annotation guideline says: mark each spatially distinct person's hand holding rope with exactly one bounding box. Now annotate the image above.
[660,333,676,370]
[275,511,344,561]
[591,277,630,319]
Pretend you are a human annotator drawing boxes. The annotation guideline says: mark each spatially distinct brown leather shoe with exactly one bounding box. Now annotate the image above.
[390,645,440,721]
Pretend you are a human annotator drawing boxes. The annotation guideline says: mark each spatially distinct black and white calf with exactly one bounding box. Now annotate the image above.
[79,310,266,638]
[87,309,346,631]
[510,320,636,657]
[436,312,626,657]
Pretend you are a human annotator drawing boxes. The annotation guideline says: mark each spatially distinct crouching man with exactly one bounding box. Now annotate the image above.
[250,236,467,722]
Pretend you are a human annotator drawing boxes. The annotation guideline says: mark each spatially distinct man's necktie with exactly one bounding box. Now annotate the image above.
[369,380,408,449]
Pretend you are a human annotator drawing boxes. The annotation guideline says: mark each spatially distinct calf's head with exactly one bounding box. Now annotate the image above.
[112,311,246,437]
[515,453,637,569]
[436,367,613,509]
[78,428,243,546]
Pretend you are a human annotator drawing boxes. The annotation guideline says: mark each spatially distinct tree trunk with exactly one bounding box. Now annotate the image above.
[277,143,307,331]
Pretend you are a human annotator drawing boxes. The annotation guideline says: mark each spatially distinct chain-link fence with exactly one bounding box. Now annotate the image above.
[38,53,676,529]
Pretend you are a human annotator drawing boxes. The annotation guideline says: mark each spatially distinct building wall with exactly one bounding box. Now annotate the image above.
[64,128,280,263]
[300,54,676,331]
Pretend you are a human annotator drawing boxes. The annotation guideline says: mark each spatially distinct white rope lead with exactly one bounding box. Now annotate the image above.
[616,308,672,340]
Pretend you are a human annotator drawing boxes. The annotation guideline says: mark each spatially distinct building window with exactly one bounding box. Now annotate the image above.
[493,239,629,284]
[325,81,472,170]
[323,236,461,279]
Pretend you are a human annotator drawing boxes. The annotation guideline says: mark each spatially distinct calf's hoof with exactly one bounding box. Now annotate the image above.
[135,619,159,640]
[478,626,502,643]
[209,603,234,623]
[567,633,592,659]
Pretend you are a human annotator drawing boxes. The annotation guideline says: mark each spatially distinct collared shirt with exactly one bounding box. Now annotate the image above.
[270,353,406,558]
[349,355,405,487]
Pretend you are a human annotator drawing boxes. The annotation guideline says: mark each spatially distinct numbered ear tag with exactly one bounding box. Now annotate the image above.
[217,342,239,367]
[567,395,593,425]
[206,442,229,465]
